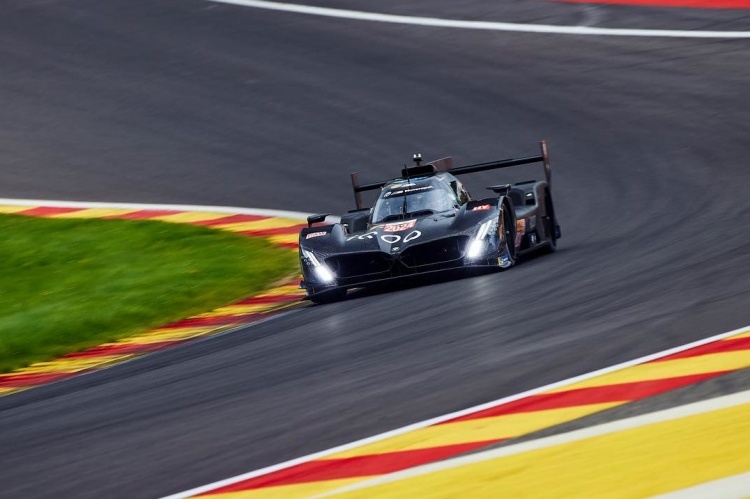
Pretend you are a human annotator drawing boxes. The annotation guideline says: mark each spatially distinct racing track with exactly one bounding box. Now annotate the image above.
[1,0,750,497]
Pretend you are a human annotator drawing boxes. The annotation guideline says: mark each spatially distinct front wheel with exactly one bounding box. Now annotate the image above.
[497,205,516,269]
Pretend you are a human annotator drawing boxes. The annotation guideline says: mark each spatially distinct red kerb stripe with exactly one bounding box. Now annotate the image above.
[559,0,750,8]
[238,224,306,237]
[441,371,728,424]
[104,209,181,219]
[161,314,264,329]
[199,440,501,493]
[62,341,182,358]
[650,336,750,362]
[17,207,85,217]
[194,214,267,226]
[235,295,303,305]
[0,372,76,388]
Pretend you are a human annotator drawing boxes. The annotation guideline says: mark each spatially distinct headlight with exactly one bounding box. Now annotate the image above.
[301,248,336,283]
[466,218,498,259]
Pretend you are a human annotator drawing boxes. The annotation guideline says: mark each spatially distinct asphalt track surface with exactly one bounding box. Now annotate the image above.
[1,1,750,497]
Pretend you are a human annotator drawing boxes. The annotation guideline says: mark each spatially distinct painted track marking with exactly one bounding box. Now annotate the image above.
[651,472,750,499]
[317,390,750,497]
[164,324,750,498]
[0,198,309,396]
[0,197,312,220]
[562,0,750,8]
[207,0,750,38]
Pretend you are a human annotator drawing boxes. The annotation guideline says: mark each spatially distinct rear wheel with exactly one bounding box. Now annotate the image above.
[542,192,557,253]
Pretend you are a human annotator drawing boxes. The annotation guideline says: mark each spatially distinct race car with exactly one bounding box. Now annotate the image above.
[299,141,560,303]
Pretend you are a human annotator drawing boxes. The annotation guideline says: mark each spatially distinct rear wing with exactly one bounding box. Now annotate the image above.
[349,140,552,210]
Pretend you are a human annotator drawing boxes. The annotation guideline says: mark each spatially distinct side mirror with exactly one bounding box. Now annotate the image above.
[487,184,511,196]
[307,213,331,228]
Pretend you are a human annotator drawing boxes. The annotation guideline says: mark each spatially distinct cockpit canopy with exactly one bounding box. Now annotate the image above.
[371,177,458,224]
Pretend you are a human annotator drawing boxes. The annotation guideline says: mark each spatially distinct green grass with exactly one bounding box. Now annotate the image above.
[0,213,299,373]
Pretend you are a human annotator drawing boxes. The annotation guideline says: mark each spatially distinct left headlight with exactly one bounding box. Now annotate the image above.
[466,218,498,259]
[301,248,336,283]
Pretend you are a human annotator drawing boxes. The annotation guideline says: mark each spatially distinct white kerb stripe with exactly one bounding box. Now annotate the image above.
[208,0,750,39]
[161,324,750,498]
[314,390,750,497]
[649,472,750,499]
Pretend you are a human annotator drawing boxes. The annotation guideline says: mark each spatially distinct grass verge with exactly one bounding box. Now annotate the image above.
[0,213,299,373]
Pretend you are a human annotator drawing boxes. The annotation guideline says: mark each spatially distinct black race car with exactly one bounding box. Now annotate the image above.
[299,141,560,303]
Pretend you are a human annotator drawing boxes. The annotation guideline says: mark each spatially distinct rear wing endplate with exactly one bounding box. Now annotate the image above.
[350,140,552,210]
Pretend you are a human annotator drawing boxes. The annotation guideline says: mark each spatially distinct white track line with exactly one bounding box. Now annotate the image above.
[162,323,750,499]
[208,0,750,39]
[0,197,312,220]
[315,390,750,497]
[650,472,750,499]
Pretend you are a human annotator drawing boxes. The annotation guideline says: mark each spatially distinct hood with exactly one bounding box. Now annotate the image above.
[300,203,500,256]
[340,209,494,254]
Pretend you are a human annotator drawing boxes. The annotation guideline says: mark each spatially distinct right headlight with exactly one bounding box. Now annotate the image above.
[301,248,336,283]
[466,218,498,259]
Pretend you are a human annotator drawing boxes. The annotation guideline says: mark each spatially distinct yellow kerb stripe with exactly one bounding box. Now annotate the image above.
[50,208,135,218]
[335,402,750,499]
[150,211,232,224]
[256,285,304,297]
[0,206,31,213]
[197,304,277,317]
[546,349,750,393]
[10,355,133,374]
[114,327,216,344]
[215,218,303,232]
[332,403,618,459]
[268,234,298,245]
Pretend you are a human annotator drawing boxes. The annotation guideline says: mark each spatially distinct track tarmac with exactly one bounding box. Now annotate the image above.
[0,0,749,497]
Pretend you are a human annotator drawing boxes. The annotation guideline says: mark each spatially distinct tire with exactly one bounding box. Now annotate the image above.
[542,192,557,253]
[310,288,347,304]
[498,204,516,269]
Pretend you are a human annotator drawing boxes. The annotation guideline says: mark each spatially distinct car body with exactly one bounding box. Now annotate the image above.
[299,141,560,303]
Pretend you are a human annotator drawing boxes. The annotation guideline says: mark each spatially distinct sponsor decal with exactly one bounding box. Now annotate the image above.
[305,231,327,239]
[346,231,378,241]
[345,228,422,244]
[403,231,421,243]
[381,230,422,245]
[515,219,527,248]
[403,185,434,194]
[383,219,416,232]
[471,204,491,211]
[385,185,435,197]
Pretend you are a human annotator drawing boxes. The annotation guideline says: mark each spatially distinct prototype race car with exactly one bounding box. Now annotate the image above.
[299,141,561,303]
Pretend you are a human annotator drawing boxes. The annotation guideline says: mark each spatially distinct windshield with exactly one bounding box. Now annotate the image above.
[372,181,457,224]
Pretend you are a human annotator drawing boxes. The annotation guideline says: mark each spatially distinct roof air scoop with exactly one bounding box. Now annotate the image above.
[400,154,452,179]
